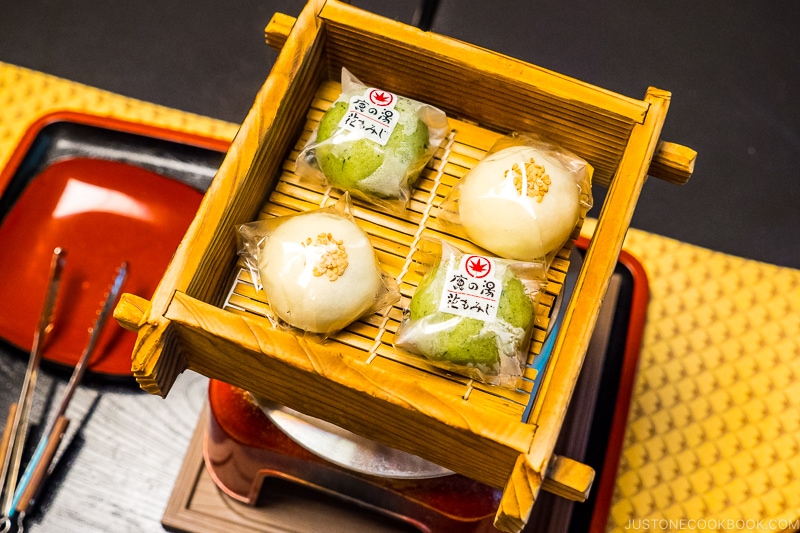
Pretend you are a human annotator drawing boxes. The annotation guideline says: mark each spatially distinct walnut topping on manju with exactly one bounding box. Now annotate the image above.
[256,209,387,334]
[506,158,551,202]
[304,232,349,281]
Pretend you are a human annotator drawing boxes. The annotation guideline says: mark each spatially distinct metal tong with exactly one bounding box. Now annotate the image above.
[0,251,128,533]
[0,248,66,528]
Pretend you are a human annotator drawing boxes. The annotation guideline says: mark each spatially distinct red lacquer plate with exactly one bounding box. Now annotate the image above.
[0,112,228,376]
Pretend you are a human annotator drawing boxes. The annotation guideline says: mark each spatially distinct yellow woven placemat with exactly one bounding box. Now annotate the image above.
[2,62,797,532]
[582,220,800,532]
[0,61,237,171]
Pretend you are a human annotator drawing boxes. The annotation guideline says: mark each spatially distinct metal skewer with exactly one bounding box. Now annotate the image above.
[0,248,66,531]
[9,261,128,530]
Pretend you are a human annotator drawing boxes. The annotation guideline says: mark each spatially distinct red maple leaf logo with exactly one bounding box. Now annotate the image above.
[465,256,492,279]
[468,257,487,273]
[369,90,394,106]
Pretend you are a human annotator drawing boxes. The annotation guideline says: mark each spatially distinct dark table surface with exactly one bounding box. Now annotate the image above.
[1,1,799,532]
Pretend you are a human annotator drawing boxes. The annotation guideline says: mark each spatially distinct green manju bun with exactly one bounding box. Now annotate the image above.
[408,260,535,367]
[315,100,429,198]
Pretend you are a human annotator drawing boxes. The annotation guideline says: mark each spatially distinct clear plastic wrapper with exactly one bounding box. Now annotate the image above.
[394,240,547,389]
[296,67,450,213]
[237,194,399,338]
[439,132,593,267]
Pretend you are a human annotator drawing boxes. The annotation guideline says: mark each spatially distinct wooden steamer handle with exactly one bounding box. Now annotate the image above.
[114,293,150,332]
[541,454,595,501]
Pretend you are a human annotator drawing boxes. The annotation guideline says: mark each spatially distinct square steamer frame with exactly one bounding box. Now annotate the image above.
[114,2,695,531]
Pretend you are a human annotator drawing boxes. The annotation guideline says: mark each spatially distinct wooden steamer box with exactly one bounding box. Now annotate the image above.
[115,1,695,531]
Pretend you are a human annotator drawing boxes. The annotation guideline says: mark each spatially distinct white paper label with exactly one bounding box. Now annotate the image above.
[438,254,500,321]
[337,88,400,146]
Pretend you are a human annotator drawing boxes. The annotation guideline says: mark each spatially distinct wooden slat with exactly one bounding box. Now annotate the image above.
[130,0,331,396]
[318,2,648,122]
[494,87,672,532]
[315,2,644,188]
[265,11,696,187]
[321,43,630,187]
[168,292,535,489]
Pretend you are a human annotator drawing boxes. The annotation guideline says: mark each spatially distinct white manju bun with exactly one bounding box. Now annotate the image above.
[458,145,582,261]
[259,212,383,333]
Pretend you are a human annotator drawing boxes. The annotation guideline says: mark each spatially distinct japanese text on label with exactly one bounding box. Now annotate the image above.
[438,255,500,321]
[337,88,399,146]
